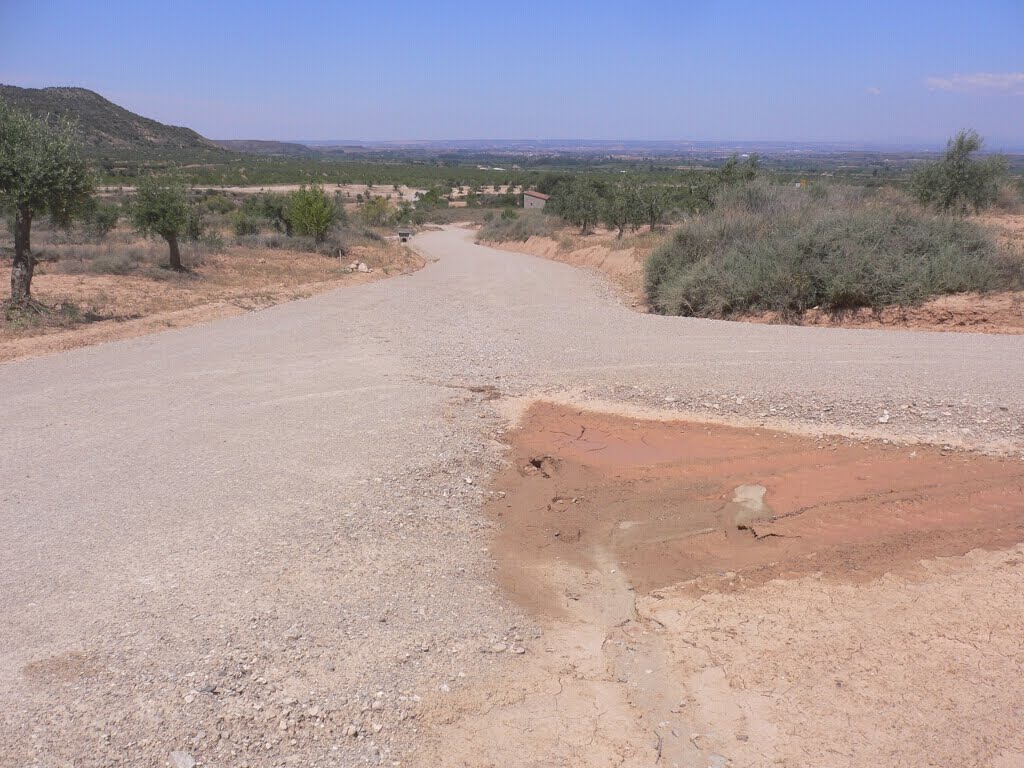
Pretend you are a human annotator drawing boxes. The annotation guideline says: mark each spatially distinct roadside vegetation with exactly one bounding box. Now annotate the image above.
[5,89,1023,337]
[470,131,1024,322]
[0,98,422,351]
[0,98,94,303]
[645,133,1021,319]
[645,182,1015,318]
[477,210,561,241]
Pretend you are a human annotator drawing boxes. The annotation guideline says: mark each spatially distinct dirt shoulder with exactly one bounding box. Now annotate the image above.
[481,213,1024,333]
[0,239,424,362]
[417,401,1024,767]
[479,228,657,310]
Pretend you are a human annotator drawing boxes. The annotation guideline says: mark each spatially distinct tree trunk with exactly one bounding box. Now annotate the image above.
[10,206,34,304]
[166,234,183,270]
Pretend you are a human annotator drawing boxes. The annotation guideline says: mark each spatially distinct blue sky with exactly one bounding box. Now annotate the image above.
[1,0,1022,146]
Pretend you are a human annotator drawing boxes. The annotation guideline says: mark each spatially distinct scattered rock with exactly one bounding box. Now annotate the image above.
[729,484,773,529]
[169,751,196,768]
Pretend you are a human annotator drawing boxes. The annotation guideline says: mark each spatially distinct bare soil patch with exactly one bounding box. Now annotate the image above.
[747,290,1024,333]
[491,402,1024,608]
[416,402,1024,767]
[0,240,423,362]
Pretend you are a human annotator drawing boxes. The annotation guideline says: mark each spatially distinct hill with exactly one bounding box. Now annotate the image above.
[213,139,318,157]
[0,84,216,149]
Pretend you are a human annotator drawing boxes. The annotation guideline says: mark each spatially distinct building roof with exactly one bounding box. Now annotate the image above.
[523,190,550,200]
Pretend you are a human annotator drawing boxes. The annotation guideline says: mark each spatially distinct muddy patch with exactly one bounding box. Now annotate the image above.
[490,402,1024,610]
[414,402,1024,767]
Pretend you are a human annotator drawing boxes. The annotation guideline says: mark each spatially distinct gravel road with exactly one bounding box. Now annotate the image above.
[2,226,1022,767]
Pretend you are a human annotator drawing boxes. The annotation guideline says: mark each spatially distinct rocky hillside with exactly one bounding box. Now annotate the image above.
[0,85,216,149]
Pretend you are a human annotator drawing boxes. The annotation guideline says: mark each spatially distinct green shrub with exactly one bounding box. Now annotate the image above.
[231,211,260,237]
[204,194,235,214]
[360,196,394,227]
[288,185,336,243]
[645,181,1018,318]
[911,130,1006,214]
[243,192,293,235]
[82,200,120,240]
[414,186,449,211]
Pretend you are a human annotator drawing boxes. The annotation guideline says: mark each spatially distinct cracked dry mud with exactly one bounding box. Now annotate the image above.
[416,402,1024,768]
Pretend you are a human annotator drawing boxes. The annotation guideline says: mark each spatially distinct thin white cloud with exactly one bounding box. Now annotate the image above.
[865,87,882,96]
[925,72,1024,95]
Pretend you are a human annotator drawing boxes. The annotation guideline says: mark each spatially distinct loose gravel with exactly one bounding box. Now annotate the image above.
[1,227,1022,767]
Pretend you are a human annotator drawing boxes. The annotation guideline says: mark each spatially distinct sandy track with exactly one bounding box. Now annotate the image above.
[1,227,1023,766]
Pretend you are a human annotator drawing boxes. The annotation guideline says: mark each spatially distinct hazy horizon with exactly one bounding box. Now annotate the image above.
[2,0,1022,147]
[276,137,1015,152]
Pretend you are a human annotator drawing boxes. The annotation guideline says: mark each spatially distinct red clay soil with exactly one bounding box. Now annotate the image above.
[748,291,1024,334]
[490,402,1024,611]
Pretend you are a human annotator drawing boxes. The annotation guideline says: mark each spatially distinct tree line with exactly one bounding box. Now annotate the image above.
[1,91,1014,306]
[540,154,761,235]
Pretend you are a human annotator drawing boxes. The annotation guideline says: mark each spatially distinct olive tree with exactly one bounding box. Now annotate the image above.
[639,185,669,230]
[555,179,601,234]
[251,192,293,235]
[603,180,645,237]
[912,130,1006,214]
[129,176,192,270]
[0,99,94,303]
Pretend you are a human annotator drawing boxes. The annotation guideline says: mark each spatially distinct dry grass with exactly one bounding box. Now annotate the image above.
[0,224,423,361]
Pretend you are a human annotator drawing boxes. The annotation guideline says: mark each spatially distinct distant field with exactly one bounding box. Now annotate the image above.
[89,144,1024,189]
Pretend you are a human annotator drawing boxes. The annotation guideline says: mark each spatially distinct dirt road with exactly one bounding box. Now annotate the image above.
[2,227,1023,767]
